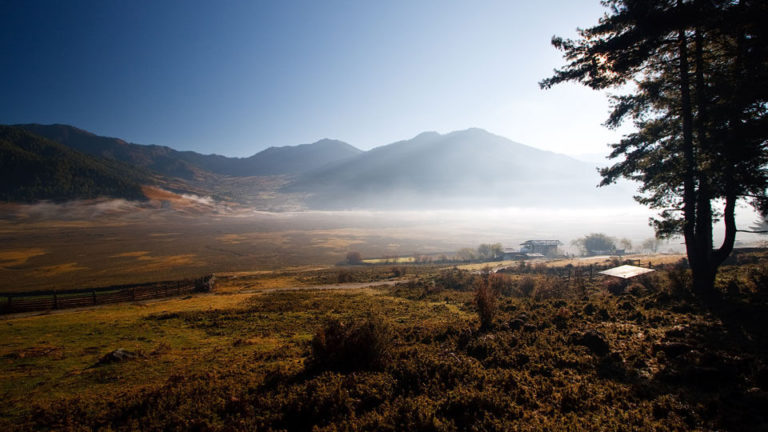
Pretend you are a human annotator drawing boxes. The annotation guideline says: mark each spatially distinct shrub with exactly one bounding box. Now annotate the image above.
[602,278,626,295]
[516,261,528,273]
[307,314,393,372]
[515,276,536,298]
[627,282,646,296]
[635,273,660,292]
[534,276,567,300]
[436,268,474,291]
[666,267,691,296]
[391,266,407,277]
[488,273,515,296]
[337,270,354,283]
[717,276,742,296]
[474,277,498,331]
[746,265,768,294]
[572,267,587,297]
[553,307,571,329]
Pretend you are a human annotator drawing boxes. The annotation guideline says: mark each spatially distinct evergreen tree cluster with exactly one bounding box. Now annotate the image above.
[542,0,768,293]
[0,126,149,202]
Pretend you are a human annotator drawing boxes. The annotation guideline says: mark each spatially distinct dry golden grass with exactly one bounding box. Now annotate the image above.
[546,253,686,268]
[215,274,312,293]
[30,262,89,276]
[0,291,254,412]
[4,252,768,431]
[457,254,687,272]
[0,248,47,268]
[110,251,151,258]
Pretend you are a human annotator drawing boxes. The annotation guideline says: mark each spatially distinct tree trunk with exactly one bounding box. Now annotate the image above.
[691,24,717,296]
[678,25,701,291]
[691,262,717,295]
[678,23,715,293]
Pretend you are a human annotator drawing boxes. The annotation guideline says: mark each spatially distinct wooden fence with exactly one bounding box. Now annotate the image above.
[0,274,215,315]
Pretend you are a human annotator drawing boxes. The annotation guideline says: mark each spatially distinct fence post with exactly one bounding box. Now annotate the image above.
[177,281,181,295]
[6,296,11,311]
[53,293,58,309]
[131,289,135,301]
[92,291,97,305]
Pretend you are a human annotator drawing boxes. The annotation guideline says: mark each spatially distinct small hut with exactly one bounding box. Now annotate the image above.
[598,265,655,280]
[598,265,655,294]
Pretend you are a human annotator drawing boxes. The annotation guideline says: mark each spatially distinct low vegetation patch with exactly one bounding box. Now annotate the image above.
[2,252,768,430]
[307,314,393,373]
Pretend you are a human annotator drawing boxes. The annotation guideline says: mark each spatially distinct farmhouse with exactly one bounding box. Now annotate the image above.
[520,240,562,257]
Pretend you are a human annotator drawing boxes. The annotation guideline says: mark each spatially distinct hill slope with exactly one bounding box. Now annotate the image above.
[234,139,362,176]
[286,128,627,209]
[15,124,362,178]
[0,126,148,202]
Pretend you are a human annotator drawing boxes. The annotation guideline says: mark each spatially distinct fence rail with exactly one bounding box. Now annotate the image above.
[1,275,215,315]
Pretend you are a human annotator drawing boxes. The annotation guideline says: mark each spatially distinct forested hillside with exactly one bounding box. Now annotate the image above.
[0,126,148,202]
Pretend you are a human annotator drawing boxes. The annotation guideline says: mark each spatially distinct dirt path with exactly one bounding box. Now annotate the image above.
[247,280,403,294]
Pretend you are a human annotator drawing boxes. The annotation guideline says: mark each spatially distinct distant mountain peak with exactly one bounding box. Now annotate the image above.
[313,138,348,145]
[412,131,441,140]
[285,126,621,210]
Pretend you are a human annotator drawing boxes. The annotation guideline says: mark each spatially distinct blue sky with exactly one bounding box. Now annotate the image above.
[1,0,624,157]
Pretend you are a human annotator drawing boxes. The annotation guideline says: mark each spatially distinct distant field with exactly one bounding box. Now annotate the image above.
[0,208,472,293]
[0,199,732,293]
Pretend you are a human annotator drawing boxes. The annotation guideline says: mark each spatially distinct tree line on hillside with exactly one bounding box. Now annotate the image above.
[0,126,149,202]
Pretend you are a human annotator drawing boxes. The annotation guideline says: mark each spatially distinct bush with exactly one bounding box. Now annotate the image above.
[534,276,567,300]
[391,266,407,277]
[602,278,626,295]
[435,268,474,291]
[337,270,354,283]
[666,267,691,296]
[572,268,587,297]
[515,276,536,298]
[307,314,393,372]
[474,277,498,331]
[488,273,515,297]
[746,265,768,294]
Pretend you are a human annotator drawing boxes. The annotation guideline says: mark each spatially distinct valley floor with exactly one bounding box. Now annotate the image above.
[1,253,768,431]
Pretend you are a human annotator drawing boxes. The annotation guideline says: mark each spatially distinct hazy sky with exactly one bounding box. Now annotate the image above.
[1,1,626,158]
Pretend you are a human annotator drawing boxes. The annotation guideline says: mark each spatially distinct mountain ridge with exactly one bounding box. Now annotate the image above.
[13,124,363,179]
[4,123,630,209]
[284,128,624,209]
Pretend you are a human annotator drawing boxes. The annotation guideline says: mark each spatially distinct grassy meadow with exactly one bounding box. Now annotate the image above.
[2,252,768,431]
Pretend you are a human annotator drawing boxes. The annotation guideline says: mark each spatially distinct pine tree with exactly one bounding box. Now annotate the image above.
[541,0,768,295]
